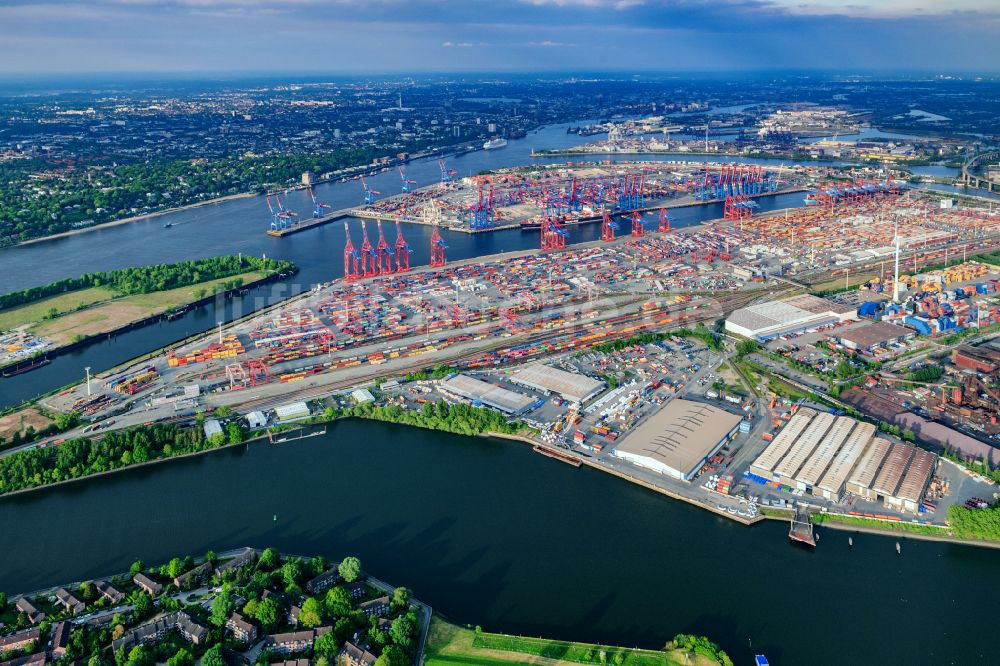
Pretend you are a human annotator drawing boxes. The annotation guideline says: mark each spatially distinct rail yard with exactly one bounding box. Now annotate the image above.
[22,182,1000,542]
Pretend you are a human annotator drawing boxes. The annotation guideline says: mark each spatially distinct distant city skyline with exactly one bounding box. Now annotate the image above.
[0,0,998,74]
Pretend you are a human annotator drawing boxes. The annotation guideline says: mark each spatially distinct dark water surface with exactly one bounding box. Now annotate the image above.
[0,420,995,666]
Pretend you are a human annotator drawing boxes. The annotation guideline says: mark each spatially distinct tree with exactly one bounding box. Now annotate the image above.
[338,556,361,583]
[166,557,185,579]
[299,597,323,628]
[254,596,281,631]
[391,587,409,609]
[260,547,280,569]
[131,592,153,618]
[210,590,234,627]
[129,560,144,576]
[375,645,406,666]
[389,616,415,651]
[79,581,96,602]
[165,648,193,666]
[313,630,341,657]
[126,645,148,666]
[201,645,225,666]
[205,550,218,566]
[281,559,302,587]
[835,360,855,380]
[226,422,245,444]
[0,592,6,610]
[325,587,352,618]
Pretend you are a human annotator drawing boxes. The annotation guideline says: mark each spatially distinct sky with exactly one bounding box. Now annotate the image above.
[0,0,998,75]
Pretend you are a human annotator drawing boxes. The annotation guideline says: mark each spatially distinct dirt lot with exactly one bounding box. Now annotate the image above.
[0,407,54,441]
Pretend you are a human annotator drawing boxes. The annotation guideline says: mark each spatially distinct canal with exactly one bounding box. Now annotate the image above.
[0,419,996,666]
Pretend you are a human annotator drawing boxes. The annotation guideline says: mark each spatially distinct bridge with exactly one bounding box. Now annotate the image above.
[962,149,1000,193]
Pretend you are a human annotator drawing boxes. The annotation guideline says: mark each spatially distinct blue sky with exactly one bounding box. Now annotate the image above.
[1,0,997,74]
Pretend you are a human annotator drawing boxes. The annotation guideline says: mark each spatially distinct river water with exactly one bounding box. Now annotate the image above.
[0,420,996,666]
[0,120,812,408]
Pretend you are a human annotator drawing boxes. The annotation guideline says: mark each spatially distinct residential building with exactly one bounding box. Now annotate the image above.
[15,599,45,625]
[54,588,85,614]
[112,612,208,653]
[0,629,40,653]
[132,573,163,596]
[225,613,258,644]
[305,569,339,595]
[338,642,377,666]
[50,622,70,659]
[95,581,125,605]
[264,627,331,655]
[357,596,390,617]
[173,562,213,590]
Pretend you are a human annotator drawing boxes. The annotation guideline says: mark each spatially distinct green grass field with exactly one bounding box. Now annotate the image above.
[1,271,265,347]
[424,617,720,666]
[0,286,114,330]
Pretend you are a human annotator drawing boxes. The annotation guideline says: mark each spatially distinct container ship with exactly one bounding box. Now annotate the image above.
[483,137,508,150]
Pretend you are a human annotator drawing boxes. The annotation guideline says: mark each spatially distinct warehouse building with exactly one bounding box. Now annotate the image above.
[794,416,857,491]
[725,294,857,340]
[845,437,893,501]
[834,321,913,352]
[871,442,914,506]
[816,422,877,501]
[748,408,817,479]
[612,399,742,481]
[510,364,605,404]
[439,374,534,415]
[752,411,935,512]
[773,412,836,486]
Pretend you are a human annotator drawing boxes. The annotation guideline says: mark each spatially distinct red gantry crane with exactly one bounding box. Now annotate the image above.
[375,220,394,275]
[343,221,360,282]
[394,220,411,272]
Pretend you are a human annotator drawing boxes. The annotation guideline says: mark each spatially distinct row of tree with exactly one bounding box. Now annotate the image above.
[0,255,295,311]
[332,399,523,437]
[0,419,247,495]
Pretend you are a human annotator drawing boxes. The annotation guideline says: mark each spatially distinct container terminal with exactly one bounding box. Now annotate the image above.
[25,184,1000,542]
[263,160,816,237]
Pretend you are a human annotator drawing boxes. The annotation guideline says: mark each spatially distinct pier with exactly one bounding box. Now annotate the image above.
[789,505,817,547]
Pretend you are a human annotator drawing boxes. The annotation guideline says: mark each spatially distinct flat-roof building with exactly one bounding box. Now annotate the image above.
[835,321,913,351]
[439,374,534,414]
[612,399,742,481]
[725,294,857,341]
[510,364,605,404]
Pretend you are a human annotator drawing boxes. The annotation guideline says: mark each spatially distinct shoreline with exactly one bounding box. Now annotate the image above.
[5,415,1000,551]
[13,192,256,248]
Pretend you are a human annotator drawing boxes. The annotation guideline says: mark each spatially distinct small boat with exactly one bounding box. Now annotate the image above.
[163,223,173,228]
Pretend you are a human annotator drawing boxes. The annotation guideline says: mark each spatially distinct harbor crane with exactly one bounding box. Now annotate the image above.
[601,209,618,242]
[361,176,379,205]
[658,208,673,233]
[375,220,394,275]
[439,159,457,183]
[399,166,416,194]
[394,220,411,272]
[359,220,379,278]
[630,210,646,238]
[308,185,331,218]
[343,221,360,282]
[429,223,447,267]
